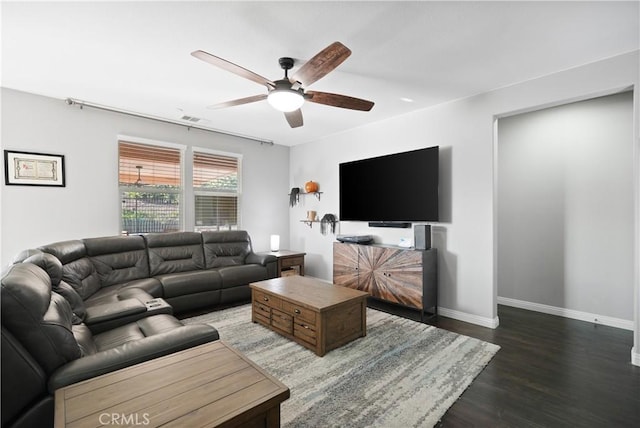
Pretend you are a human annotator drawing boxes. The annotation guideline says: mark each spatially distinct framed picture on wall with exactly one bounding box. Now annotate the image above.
[4,150,66,187]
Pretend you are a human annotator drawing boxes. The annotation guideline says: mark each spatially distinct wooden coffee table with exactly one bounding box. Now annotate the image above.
[250,276,369,356]
[54,341,289,427]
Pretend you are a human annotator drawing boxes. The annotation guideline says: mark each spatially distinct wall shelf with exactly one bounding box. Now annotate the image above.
[290,186,335,234]
[289,191,323,203]
[300,220,320,228]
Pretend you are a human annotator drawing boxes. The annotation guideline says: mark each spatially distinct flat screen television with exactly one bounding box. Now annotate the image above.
[339,146,439,224]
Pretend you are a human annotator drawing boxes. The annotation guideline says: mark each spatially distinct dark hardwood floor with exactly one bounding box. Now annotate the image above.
[368,300,640,428]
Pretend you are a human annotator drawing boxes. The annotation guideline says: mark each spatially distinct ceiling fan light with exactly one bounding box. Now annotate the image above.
[268,89,304,112]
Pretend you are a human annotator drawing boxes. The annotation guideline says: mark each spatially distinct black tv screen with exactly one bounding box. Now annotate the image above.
[339,146,439,222]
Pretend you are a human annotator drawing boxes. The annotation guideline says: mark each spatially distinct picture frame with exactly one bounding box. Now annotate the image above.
[4,150,66,187]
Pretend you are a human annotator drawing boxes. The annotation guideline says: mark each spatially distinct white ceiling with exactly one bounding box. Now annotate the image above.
[2,1,638,146]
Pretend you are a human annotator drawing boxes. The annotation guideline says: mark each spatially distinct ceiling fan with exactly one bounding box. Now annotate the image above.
[191,42,374,128]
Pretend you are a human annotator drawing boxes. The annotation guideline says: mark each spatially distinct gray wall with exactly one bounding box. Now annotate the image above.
[0,88,290,268]
[290,51,638,332]
[497,92,634,324]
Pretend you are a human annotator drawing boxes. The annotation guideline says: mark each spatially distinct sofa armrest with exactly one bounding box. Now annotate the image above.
[84,299,174,334]
[246,252,277,266]
[84,299,147,325]
[48,324,219,392]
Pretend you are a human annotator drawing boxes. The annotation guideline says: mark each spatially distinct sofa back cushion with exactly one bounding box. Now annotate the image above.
[1,263,81,375]
[11,248,44,264]
[24,253,87,323]
[144,232,205,276]
[202,231,252,268]
[84,235,150,287]
[39,240,101,300]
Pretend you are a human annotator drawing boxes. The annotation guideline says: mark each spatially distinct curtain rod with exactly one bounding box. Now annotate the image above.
[64,97,274,146]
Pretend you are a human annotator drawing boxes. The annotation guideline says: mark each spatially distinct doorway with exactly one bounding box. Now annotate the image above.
[496,91,634,329]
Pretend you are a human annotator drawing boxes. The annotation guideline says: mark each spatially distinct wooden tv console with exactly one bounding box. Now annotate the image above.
[333,242,438,319]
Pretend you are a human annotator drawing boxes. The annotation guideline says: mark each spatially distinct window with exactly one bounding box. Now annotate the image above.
[193,150,241,231]
[119,141,182,234]
[118,140,241,234]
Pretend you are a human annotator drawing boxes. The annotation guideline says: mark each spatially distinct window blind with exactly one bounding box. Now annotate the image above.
[193,152,238,191]
[119,141,182,234]
[119,141,181,188]
[193,151,239,230]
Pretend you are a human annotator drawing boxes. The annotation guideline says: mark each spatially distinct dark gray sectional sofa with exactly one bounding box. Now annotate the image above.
[1,230,276,428]
[20,230,277,316]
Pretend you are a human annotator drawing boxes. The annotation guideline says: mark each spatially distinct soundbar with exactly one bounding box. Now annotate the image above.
[368,222,411,228]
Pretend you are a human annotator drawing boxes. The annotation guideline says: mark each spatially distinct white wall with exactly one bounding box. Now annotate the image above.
[497,92,634,326]
[0,88,290,268]
[290,51,639,332]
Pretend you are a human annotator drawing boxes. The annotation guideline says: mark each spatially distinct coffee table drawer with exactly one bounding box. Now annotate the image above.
[253,302,271,325]
[282,301,316,325]
[271,309,293,334]
[254,290,282,309]
[294,320,317,345]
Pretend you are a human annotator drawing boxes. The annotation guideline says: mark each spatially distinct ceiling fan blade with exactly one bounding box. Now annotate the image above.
[191,50,274,88]
[290,42,351,87]
[306,91,374,111]
[206,94,267,109]
[284,109,303,128]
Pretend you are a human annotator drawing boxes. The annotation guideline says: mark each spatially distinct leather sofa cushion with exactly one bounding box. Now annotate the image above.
[84,235,146,255]
[11,248,44,264]
[24,253,63,287]
[92,314,183,351]
[60,257,102,300]
[202,230,251,268]
[72,324,97,356]
[38,240,85,265]
[22,253,87,323]
[1,263,81,374]
[51,281,87,324]
[155,270,221,298]
[83,278,161,307]
[47,322,220,392]
[145,232,205,276]
[218,265,269,288]
[39,240,101,300]
[84,236,151,287]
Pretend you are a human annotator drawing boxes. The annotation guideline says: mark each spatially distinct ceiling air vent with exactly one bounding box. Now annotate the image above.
[181,115,202,123]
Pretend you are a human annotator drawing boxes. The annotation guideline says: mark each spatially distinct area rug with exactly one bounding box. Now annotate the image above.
[183,304,499,427]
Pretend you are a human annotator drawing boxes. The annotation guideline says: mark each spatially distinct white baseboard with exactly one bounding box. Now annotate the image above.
[497,296,634,331]
[632,347,640,367]
[438,307,500,329]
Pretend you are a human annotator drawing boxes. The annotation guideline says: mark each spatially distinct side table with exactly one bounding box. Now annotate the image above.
[265,250,306,276]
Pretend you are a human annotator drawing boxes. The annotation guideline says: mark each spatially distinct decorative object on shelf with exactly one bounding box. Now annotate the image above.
[307,210,317,221]
[304,180,319,193]
[320,213,338,235]
[270,234,280,252]
[4,150,66,187]
[289,187,300,207]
